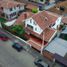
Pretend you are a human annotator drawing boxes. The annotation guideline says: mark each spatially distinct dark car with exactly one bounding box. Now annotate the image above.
[12,43,23,52]
[34,58,49,67]
[0,34,9,41]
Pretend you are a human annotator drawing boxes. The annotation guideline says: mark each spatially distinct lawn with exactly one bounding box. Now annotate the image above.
[0,18,6,22]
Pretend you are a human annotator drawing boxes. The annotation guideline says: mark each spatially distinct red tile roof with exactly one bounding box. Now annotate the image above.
[16,12,34,25]
[25,27,56,42]
[0,0,25,8]
[28,40,41,51]
[32,11,59,30]
[41,28,56,42]
[26,3,38,10]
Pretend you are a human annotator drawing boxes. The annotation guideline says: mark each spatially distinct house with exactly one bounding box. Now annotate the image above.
[28,0,55,4]
[0,0,25,21]
[47,1,67,15]
[15,10,63,52]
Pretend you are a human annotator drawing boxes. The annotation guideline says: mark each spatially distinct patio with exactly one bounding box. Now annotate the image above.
[25,33,47,51]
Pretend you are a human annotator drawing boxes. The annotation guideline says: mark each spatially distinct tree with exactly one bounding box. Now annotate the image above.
[11,25,25,36]
[32,8,38,13]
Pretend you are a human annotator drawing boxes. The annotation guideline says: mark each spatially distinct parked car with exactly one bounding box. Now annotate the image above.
[0,34,9,41]
[34,58,49,67]
[12,43,23,52]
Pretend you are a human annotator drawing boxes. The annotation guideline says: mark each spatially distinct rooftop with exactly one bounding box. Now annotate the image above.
[45,37,67,57]
[16,12,34,25]
[48,1,67,15]
[32,11,59,30]
[0,0,25,8]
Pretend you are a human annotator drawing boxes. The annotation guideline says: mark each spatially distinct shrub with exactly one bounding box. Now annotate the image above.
[32,8,38,13]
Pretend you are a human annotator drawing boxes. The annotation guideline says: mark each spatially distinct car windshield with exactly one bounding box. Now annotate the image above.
[14,43,21,48]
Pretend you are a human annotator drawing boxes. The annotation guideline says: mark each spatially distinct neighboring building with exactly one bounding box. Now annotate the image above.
[28,0,55,4]
[47,1,67,15]
[44,37,67,57]
[28,0,46,4]
[0,0,25,21]
[43,27,67,61]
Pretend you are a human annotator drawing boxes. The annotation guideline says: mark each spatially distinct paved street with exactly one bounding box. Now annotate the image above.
[0,40,36,67]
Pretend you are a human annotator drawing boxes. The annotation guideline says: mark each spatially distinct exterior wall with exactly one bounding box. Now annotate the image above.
[3,6,24,14]
[43,50,54,61]
[3,5,24,20]
[25,18,43,34]
[29,0,46,4]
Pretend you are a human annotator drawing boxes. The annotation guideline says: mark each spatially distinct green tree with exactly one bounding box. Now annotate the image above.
[11,25,25,36]
[32,8,38,13]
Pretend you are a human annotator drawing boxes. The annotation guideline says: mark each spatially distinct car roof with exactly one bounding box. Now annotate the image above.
[38,61,48,67]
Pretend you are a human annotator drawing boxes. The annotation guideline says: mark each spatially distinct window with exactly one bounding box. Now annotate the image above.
[35,28,37,31]
[52,23,55,26]
[30,19,32,23]
[33,21,37,25]
[10,8,12,11]
[6,15,8,19]
[27,24,33,29]
[10,12,16,18]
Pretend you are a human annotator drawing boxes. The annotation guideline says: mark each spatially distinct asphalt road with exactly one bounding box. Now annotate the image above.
[0,40,36,67]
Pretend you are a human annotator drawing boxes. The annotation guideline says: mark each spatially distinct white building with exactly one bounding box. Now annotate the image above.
[0,0,25,21]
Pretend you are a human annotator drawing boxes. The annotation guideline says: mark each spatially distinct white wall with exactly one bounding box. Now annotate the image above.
[31,0,46,4]
[51,16,62,29]
[3,5,24,20]
[25,18,43,34]
[3,6,24,15]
